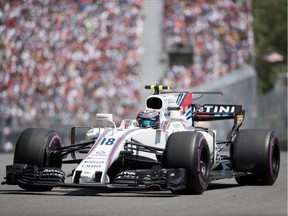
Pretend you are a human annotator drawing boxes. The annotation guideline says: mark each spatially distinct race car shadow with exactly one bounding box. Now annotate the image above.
[0,182,241,197]
[62,188,177,197]
[0,188,177,197]
[60,182,241,197]
[207,182,241,191]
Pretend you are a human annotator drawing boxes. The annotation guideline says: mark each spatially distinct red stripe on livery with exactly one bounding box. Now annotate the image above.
[104,128,140,183]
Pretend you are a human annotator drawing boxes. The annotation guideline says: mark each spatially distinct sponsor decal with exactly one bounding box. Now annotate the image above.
[84,160,104,164]
[171,122,181,129]
[116,171,137,179]
[87,156,106,160]
[164,98,174,104]
[81,164,102,168]
[94,150,107,156]
[81,159,105,169]
[83,171,91,175]
[193,104,236,113]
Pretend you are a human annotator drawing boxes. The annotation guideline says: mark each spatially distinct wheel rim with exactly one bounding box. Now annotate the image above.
[200,149,209,179]
[200,161,207,178]
[271,144,280,175]
[46,133,62,167]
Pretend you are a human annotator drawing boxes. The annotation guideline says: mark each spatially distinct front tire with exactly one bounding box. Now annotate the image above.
[233,129,280,185]
[14,128,62,191]
[163,131,210,194]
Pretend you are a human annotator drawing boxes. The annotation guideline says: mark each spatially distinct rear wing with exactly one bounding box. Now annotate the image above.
[191,104,244,122]
[191,104,245,138]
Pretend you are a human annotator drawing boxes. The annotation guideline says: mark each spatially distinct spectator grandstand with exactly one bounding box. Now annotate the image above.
[0,0,144,126]
[160,0,254,89]
[0,0,253,129]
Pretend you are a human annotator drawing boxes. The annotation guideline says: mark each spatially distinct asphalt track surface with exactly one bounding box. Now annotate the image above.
[0,152,287,216]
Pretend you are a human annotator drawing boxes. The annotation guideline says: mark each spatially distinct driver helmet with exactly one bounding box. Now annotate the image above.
[136,109,160,129]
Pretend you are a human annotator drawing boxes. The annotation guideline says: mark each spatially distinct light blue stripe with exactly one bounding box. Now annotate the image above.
[176,93,186,106]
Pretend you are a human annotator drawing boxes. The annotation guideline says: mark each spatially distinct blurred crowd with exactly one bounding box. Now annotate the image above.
[0,0,144,125]
[0,0,253,128]
[160,0,254,89]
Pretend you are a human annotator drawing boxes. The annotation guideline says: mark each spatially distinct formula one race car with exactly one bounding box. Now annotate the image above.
[2,85,281,194]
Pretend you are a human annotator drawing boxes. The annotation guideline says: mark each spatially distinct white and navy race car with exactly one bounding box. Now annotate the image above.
[2,85,281,194]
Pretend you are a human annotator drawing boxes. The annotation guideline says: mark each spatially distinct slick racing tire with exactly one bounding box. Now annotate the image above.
[163,131,210,194]
[14,128,62,191]
[233,129,280,185]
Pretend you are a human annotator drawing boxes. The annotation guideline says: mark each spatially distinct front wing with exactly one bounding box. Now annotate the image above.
[2,164,250,192]
[2,164,187,192]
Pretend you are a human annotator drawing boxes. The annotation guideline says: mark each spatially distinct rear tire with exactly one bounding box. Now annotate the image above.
[163,131,210,194]
[14,128,62,191]
[233,129,280,185]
